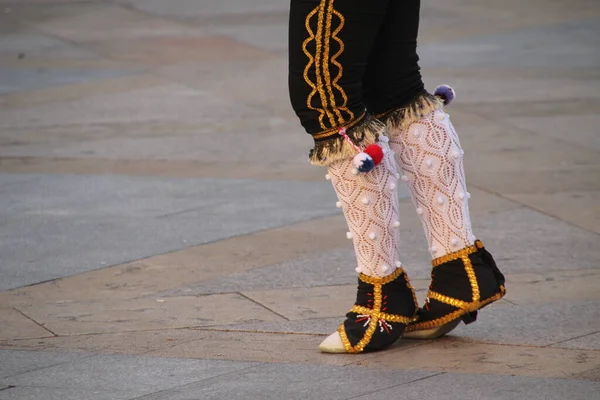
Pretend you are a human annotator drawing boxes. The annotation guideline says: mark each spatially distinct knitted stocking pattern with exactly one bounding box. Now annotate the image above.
[389,109,475,259]
[327,139,402,278]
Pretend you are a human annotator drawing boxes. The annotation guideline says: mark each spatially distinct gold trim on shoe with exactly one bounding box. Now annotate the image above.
[406,241,504,333]
[431,243,478,267]
[337,268,416,353]
[405,288,505,332]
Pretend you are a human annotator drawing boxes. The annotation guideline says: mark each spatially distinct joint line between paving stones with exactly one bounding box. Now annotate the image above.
[237,292,291,321]
[468,183,600,236]
[193,327,326,336]
[544,330,600,348]
[343,372,447,400]
[12,307,58,337]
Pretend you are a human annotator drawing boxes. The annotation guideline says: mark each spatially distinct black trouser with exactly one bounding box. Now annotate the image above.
[288,0,425,139]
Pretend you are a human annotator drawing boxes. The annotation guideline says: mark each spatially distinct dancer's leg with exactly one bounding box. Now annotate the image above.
[321,140,417,353]
[359,0,506,338]
[387,108,505,338]
[288,0,417,352]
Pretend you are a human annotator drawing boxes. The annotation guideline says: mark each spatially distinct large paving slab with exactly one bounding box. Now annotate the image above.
[8,2,209,43]
[0,352,259,396]
[138,362,436,400]
[116,0,289,20]
[420,19,600,69]
[354,373,600,400]
[356,338,600,380]
[0,350,88,380]
[15,292,286,335]
[0,173,336,290]
[0,215,351,307]
[0,387,141,400]
[447,299,600,347]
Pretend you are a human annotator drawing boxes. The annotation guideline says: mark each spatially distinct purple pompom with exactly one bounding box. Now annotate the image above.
[434,84,455,106]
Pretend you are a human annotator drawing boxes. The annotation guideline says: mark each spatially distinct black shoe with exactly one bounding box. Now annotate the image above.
[320,268,418,353]
[404,240,505,339]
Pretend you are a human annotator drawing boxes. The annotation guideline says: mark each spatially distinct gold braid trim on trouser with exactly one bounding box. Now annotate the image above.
[303,0,380,167]
[337,268,418,353]
[405,240,506,332]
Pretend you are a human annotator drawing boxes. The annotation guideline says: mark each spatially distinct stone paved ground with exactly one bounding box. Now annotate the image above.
[0,0,599,399]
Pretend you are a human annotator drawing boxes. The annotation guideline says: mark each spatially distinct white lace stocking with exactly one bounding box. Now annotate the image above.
[327,139,402,278]
[388,109,475,259]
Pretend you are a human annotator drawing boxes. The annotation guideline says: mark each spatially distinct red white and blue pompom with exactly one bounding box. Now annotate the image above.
[352,143,384,172]
[338,127,384,173]
[353,152,374,172]
[434,84,455,106]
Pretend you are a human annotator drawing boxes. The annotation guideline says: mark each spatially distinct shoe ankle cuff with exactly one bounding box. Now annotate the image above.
[431,242,483,267]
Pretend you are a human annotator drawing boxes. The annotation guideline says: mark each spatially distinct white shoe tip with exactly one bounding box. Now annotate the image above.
[319,332,346,353]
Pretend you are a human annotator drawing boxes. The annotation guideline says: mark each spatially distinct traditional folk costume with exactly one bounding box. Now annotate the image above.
[288,0,505,353]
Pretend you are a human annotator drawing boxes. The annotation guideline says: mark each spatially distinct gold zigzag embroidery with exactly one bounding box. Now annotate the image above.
[331,9,353,124]
[302,7,324,129]
[314,1,336,128]
[302,0,352,132]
